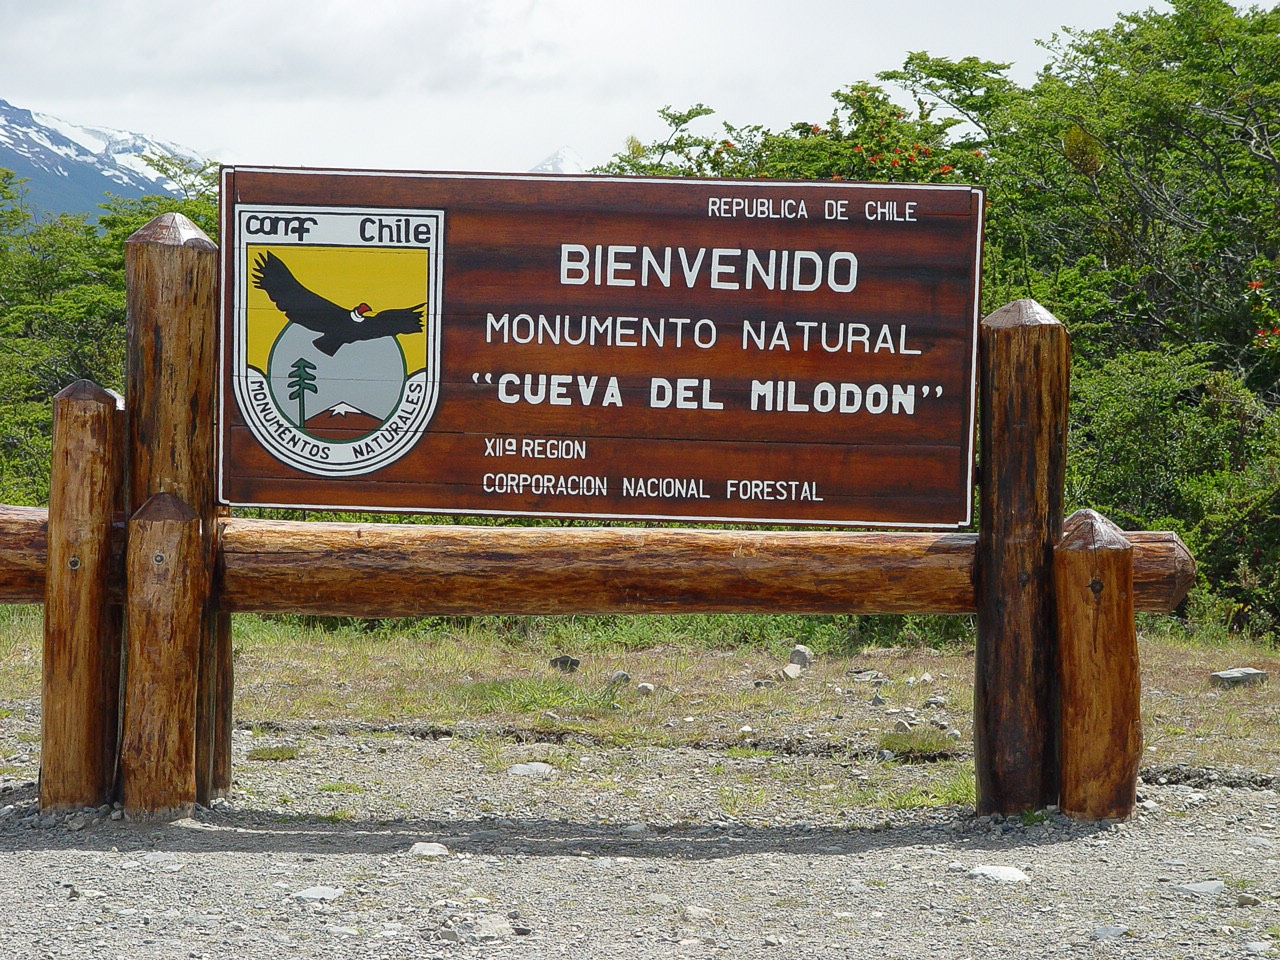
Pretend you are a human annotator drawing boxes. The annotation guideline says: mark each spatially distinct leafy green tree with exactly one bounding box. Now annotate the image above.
[886,0,1280,386]
[596,83,984,184]
[0,154,217,505]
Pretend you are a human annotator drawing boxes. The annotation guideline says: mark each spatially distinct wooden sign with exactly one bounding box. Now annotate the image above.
[219,167,984,527]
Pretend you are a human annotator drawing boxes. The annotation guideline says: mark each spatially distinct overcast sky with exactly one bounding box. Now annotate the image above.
[2,0,1176,174]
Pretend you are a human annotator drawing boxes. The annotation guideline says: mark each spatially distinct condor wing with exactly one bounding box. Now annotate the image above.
[251,252,346,334]
[369,304,427,337]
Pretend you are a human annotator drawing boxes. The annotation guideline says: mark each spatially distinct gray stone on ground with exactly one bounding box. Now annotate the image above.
[1210,667,1268,688]
[788,644,814,668]
[1173,880,1226,896]
[609,670,631,686]
[636,682,656,695]
[293,885,344,901]
[893,719,914,733]
[409,841,450,858]
[778,663,804,681]
[508,761,557,778]
[452,916,513,942]
[681,904,716,922]
[870,692,885,706]
[1094,926,1129,940]
[968,865,1030,883]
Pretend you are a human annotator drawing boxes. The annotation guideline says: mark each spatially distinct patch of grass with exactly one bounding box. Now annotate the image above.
[0,764,23,777]
[725,745,775,759]
[0,605,41,699]
[878,725,955,758]
[451,677,615,716]
[717,783,771,817]
[247,745,300,762]
[318,781,364,794]
[319,809,355,822]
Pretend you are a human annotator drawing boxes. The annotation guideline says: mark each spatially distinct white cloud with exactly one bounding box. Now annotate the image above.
[0,0,1177,172]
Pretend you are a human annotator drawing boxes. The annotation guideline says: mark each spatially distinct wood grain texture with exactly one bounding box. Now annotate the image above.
[0,505,48,602]
[1,505,1197,615]
[125,213,230,802]
[217,520,1193,618]
[976,299,1070,814]
[1056,509,1141,821]
[219,521,979,616]
[119,494,205,820]
[41,381,124,810]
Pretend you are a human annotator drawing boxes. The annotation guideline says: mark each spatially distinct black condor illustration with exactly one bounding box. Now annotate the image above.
[251,251,426,356]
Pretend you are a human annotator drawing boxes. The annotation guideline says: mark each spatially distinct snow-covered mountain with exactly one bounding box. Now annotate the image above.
[0,98,203,215]
[529,146,585,175]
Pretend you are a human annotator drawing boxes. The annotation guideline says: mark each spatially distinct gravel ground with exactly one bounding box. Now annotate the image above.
[2,701,1278,960]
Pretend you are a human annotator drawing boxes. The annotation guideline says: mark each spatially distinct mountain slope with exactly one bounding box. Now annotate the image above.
[0,98,202,215]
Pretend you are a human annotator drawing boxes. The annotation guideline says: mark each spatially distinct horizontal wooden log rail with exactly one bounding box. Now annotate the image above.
[0,505,1195,617]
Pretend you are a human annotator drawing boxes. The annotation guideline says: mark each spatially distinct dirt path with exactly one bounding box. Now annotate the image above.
[2,705,1278,960]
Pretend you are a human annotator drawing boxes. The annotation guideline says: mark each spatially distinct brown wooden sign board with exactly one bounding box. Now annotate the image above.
[218,167,984,527]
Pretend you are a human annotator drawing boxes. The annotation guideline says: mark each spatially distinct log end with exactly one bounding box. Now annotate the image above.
[125,212,216,252]
[1164,533,1196,608]
[981,299,1064,331]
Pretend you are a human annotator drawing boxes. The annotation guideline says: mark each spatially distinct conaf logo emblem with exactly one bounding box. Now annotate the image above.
[231,205,444,476]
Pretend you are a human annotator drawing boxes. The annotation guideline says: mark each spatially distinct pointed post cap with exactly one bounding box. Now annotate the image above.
[130,491,200,524]
[53,379,119,406]
[981,299,1063,330]
[1059,508,1132,552]
[125,212,216,252]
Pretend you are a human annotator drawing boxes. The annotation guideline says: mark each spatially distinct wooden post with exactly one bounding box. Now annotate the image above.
[976,299,1070,814]
[1056,509,1141,820]
[125,212,229,803]
[40,381,124,810]
[119,494,205,819]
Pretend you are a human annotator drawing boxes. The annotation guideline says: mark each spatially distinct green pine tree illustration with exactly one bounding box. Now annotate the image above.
[287,356,319,426]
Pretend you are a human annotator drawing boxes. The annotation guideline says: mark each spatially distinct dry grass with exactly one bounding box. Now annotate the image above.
[1,606,1277,774]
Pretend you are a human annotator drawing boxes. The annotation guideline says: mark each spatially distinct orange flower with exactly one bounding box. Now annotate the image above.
[939,164,954,174]
[811,124,821,134]
[1248,280,1265,290]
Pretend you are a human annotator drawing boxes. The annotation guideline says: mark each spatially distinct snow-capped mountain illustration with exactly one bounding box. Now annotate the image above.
[0,98,204,215]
